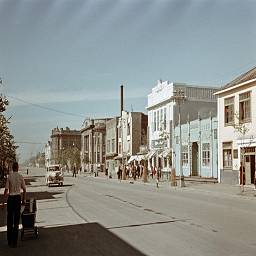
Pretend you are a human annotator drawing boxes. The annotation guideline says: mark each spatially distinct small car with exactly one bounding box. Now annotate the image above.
[45,164,64,187]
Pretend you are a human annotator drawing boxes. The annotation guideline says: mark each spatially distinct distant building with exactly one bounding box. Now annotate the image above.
[105,117,119,177]
[173,116,218,179]
[116,111,148,166]
[81,118,111,172]
[215,67,256,184]
[51,127,81,165]
[147,80,219,175]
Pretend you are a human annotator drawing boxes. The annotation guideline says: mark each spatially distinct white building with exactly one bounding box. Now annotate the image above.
[147,80,218,176]
[215,67,256,185]
[116,111,148,165]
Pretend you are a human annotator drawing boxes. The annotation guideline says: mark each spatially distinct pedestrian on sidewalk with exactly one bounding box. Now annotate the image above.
[2,161,26,248]
[26,169,29,175]
[72,166,77,178]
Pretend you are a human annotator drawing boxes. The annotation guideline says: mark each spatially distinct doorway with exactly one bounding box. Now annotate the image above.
[250,155,255,184]
[192,142,198,176]
[244,154,255,184]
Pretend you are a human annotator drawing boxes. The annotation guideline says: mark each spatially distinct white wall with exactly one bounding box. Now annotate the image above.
[217,81,256,182]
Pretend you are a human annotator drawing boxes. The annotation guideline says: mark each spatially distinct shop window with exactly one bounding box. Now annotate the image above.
[182,145,188,166]
[233,149,238,159]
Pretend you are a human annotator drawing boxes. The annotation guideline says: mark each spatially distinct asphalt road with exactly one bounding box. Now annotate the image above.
[68,174,256,256]
[1,167,256,256]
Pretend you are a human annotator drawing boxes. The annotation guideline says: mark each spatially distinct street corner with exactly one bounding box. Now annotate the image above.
[0,223,147,256]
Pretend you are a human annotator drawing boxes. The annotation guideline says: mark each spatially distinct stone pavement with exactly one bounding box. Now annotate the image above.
[86,170,256,199]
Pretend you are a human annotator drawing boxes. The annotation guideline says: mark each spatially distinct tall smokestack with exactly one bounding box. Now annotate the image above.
[120,85,124,116]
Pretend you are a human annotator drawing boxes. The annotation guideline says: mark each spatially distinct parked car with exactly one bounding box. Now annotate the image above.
[45,164,64,187]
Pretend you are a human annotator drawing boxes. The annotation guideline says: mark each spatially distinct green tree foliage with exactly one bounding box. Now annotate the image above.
[60,146,80,169]
[0,114,17,171]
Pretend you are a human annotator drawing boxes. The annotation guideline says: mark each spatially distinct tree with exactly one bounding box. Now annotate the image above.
[0,78,17,175]
[232,112,251,192]
[60,146,80,170]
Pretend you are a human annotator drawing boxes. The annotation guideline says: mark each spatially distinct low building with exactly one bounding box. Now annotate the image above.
[147,80,218,175]
[173,115,218,179]
[215,67,256,185]
[105,117,119,177]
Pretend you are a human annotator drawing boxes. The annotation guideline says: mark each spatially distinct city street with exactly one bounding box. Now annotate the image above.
[1,167,256,256]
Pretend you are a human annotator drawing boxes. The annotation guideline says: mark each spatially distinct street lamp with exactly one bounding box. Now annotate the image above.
[171,88,186,187]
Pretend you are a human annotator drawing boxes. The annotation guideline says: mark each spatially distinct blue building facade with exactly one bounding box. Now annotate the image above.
[173,116,218,179]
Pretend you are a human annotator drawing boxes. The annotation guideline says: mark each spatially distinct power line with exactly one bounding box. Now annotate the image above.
[15,141,45,145]
[7,94,85,118]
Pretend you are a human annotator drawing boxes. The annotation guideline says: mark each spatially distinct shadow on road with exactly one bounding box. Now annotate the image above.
[0,223,147,256]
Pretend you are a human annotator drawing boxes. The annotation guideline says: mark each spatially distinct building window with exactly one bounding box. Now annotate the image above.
[118,142,122,154]
[239,91,251,122]
[107,140,110,153]
[160,109,163,129]
[153,112,156,132]
[112,139,115,152]
[214,129,217,139]
[202,143,210,166]
[224,97,234,125]
[182,145,188,166]
[127,122,130,136]
[157,110,160,131]
[233,149,238,159]
[163,108,167,130]
[118,128,121,139]
[223,142,232,169]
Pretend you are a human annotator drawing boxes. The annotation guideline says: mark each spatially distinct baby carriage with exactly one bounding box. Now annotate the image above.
[21,198,39,240]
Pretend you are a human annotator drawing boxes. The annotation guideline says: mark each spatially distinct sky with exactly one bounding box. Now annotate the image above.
[0,0,256,162]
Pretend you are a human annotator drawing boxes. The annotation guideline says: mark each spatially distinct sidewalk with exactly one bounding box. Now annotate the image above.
[86,171,256,199]
[0,168,147,256]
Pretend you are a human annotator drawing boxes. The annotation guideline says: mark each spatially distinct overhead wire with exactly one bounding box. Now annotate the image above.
[6,94,86,118]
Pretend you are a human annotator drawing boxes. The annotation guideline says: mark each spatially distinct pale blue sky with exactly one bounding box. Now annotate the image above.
[0,0,256,161]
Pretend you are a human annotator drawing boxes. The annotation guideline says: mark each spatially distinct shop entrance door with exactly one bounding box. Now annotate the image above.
[250,155,255,184]
[192,142,198,176]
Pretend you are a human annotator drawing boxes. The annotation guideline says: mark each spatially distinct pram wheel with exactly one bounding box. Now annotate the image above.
[21,229,24,241]
[34,227,39,239]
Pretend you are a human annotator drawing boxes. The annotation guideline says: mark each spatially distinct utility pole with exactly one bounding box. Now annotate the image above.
[171,88,186,187]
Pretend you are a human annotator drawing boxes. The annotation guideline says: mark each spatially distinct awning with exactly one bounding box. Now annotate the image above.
[127,155,137,163]
[161,149,172,158]
[127,154,147,163]
[114,155,123,160]
[146,150,157,159]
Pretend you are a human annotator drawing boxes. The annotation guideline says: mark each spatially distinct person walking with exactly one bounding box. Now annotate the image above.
[3,162,26,248]
[72,166,77,178]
